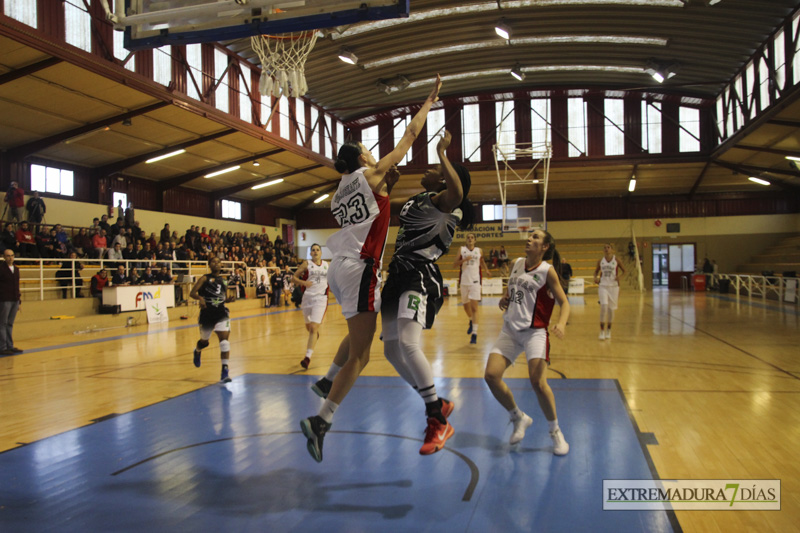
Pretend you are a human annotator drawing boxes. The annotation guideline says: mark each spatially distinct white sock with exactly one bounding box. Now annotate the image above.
[221,358,229,367]
[318,399,338,423]
[548,419,560,433]
[509,406,524,421]
[472,324,478,334]
[324,363,342,382]
[305,349,313,359]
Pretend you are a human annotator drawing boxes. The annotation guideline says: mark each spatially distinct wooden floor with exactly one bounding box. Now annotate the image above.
[1,289,798,532]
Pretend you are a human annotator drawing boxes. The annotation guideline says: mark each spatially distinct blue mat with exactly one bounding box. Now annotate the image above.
[0,375,678,532]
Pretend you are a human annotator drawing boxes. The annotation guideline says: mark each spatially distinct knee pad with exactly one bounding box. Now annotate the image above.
[219,340,231,353]
[196,339,210,350]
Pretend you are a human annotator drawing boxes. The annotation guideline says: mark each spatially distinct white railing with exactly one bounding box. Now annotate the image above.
[715,274,799,304]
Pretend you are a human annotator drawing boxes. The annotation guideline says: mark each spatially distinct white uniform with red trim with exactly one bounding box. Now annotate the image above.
[459,246,483,303]
[598,255,620,310]
[490,258,556,364]
[301,260,329,324]
[325,167,390,319]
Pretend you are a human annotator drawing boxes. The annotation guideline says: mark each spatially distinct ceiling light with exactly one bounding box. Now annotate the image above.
[338,47,358,65]
[628,178,637,192]
[495,20,511,40]
[122,118,132,126]
[204,165,240,178]
[251,178,284,190]
[253,161,260,166]
[376,75,410,95]
[645,58,679,83]
[510,63,525,81]
[64,126,110,144]
[146,149,186,164]
[314,193,330,204]
[785,156,800,162]
[748,176,770,186]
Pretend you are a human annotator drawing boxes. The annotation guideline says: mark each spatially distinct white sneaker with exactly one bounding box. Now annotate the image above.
[550,428,570,456]
[509,413,533,445]
[605,330,611,340]
[599,331,606,340]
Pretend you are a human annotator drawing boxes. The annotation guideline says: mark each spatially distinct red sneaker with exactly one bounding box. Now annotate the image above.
[440,398,454,419]
[419,417,454,455]
[300,357,310,370]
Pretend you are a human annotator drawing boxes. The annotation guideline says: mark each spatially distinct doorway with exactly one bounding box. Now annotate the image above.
[652,243,696,289]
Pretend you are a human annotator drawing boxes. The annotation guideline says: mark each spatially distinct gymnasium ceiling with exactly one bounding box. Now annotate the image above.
[1,0,799,212]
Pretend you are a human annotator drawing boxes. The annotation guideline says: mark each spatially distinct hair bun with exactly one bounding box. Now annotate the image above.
[334,159,349,173]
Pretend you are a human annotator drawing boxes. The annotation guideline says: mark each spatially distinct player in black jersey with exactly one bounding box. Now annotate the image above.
[381,130,475,455]
[189,256,236,383]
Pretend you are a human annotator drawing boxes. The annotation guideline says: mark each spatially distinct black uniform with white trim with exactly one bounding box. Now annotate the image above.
[197,274,230,328]
[382,192,461,328]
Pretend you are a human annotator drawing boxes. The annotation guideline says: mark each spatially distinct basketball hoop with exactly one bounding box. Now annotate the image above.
[251,31,318,98]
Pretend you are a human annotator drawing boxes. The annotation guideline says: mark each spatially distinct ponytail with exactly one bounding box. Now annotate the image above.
[542,230,567,290]
[452,164,475,230]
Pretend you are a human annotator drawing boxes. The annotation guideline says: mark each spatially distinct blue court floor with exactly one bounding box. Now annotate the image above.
[0,375,678,532]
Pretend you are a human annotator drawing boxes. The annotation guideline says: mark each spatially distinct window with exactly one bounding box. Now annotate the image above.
[31,164,74,196]
[679,107,700,152]
[642,100,662,154]
[114,31,135,72]
[482,204,517,222]
[567,97,586,157]
[531,98,551,147]
[221,199,241,220]
[323,114,333,159]
[426,108,445,164]
[772,29,786,91]
[310,106,320,153]
[295,99,306,144]
[214,49,229,113]
[362,124,379,156]
[744,62,755,120]
[5,0,37,28]
[733,74,745,128]
[715,95,725,141]
[260,93,272,129]
[154,46,172,86]
[393,115,410,165]
[794,12,800,85]
[279,96,290,140]
[186,44,202,100]
[462,103,481,162]
[65,0,91,52]
[239,72,252,123]
[604,99,625,156]
[496,101,515,161]
[112,192,128,212]
[336,121,345,154]
[758,53,770,112]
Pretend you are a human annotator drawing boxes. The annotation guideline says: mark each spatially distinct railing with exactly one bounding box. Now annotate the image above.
[714,274,799,304]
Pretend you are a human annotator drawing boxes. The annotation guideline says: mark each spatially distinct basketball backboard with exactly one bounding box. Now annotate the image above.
[104,0,410,50]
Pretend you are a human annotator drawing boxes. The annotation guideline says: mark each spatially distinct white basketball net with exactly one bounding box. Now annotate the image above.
[251,31,318,98]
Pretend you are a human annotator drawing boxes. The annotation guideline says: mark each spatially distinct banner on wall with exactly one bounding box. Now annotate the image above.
[454,223,506,242]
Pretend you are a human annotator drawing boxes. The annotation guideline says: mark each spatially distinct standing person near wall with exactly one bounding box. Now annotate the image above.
[560,257,573,295]
[4,182,24,224]
[0,249,23,355]
[293,244,329,370]
[190,256,236,383]
[380,130,475,455]
[300,75,441,463]
[25,191,45,234]
[593,243,625,340]
[454,233,491,344]
[484,229,570,454]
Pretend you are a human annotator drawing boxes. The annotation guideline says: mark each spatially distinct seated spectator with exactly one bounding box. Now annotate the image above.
[138,242,155,265]
[155,265,173,284]
[107,242,124,266]
[56,252,84,298]
[122,242,137,262]
[229,268,246,299]
[98,214,111,233]
[92,229,108,259]
[111,227,127,249]
[15,221,36,258]
[90,268,109,298]
[146,232,158,250]
[73,228,92,258]
[108,218,125,240]
[129,266,139,286]
[138,266,157,285]
[111,264,131,285]
[39,228,62,259]
[256,274,271,307]
[54,224,71,253]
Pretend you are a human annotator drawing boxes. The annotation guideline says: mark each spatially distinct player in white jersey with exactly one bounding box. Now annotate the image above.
[593,243,625,340]
[484,229,571,455]
[301,75,442,463]
[454,233,491,344]
[292,243,329,370]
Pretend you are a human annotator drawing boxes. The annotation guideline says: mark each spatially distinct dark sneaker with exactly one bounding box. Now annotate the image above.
[300,356,311,370]
[467,320,473,334]
[220,365,231,383]
[300,416,331,463]
[419,417,454,455]
[193,349,201,368]
[470,333,477,344]
[440,398,455,419]
[311,377,332,399]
